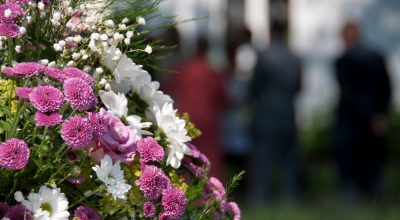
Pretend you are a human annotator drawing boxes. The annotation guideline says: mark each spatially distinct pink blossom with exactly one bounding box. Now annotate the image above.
[61,115,93,149]
[226,202,241,220]
[86,112,108,137]
[0,138,30,170]
[6,0,31,4]
[44,67,67,82]
[63,78,97,111]
[74,206,100,220]
[63,67,93,86]
[136,165,171,200]
[0,23,20,38]
[2,66,15,76]
[66,150,79,163]
[160,188,187,220]
[34,111,63,127]
[3,204,33,220]
[66,42,78,47]
[0,202,9,218]
[87,108,136,164]
[188,144,210,166]
[143,201,156,218]
[67,176,86,185]
[0,3,24,23]
[207,177,226,202]
[15,87,32,99]
[12,62,45,77]
[137,137,164,164]
[29,85,64,112]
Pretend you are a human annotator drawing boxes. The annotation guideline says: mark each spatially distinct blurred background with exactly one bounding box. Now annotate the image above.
[151,0,400,219]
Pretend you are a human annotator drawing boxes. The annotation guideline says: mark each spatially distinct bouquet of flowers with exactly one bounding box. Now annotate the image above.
[0,0,242,219]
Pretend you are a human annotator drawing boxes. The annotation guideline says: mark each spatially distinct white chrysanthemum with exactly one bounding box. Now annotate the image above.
[136,81,173,108]
[126,115,152,137]
[99,90,128,117]
[15,186,70,220]
[92,155,132,200]
[151,103,192,168]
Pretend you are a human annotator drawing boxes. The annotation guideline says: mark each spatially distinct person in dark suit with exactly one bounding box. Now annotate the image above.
[248,20,302,203]
[334,22,391,200]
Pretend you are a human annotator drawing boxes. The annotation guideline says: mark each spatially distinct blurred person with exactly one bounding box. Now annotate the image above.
[334,22,391,200]
[222,27,255,197]
[248,20,302,203]
[167,37,229,180]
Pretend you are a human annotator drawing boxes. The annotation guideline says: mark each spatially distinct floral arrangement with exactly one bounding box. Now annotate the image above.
[0,0,242,219]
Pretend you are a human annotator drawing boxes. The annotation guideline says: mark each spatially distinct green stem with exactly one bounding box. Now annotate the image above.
[54,144,67,160]
[7,38,13,65]
[10,101,26,138]
[68,186,104,209]
[38,127,48,148]
[6,171,22,202]
[48,163,67,182]
[35,8,41,60]
[31,127,38,144]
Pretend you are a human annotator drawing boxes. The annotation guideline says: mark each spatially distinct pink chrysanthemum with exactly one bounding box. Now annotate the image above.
[0,3,24,23]
[136,165,171,200]
[63,67,94,86]
[29,85,64,112]
[63,78,97,111]
[226,202,241,220]
[34,111,63,127]
[86,112,108,137]
[0,138,30,170]
[6,0,31,4]
[0,23,19,38]
[137,137,164,164]
[160,188,187,220]
[143,201,156,218]
[2,66,15,76]
[74,206,100,220]
[44,66,67,82]
[12,62,45,77]
[15,87,32,99]
[4,204,33,220]
[61,115,93,149]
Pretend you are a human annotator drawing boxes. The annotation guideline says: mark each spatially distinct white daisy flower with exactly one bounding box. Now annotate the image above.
[151,103,192,168]
[92,155,132,200]
[126,115,152,137]
[99,90,128,118]
[15,186,70,220]
[136,81,173,108]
